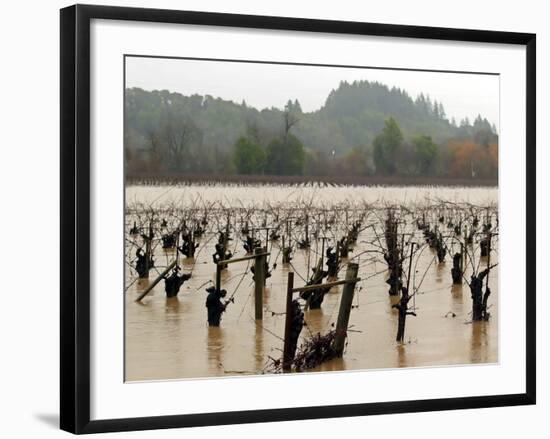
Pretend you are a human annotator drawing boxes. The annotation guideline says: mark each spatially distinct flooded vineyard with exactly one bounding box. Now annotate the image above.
[124,183,498,382]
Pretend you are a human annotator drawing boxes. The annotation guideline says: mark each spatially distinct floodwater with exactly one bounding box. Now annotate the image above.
[125,184,498,381]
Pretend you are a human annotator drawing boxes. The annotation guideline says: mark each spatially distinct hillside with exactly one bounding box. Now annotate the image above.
[124,80,498,181]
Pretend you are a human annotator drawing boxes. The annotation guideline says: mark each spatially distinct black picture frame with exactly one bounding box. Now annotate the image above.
[60,4,536,434]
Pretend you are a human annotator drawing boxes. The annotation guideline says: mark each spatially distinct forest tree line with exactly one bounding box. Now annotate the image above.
[125,80,498,181]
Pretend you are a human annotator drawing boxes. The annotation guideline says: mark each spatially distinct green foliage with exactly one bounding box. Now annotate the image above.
[232,137,266,174]
[373,117,403,175]
[124,83,497,180]
[266,134,305,175]
[412,135,438,175]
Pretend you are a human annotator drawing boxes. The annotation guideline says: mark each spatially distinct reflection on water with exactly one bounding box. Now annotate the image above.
[125,184,498,381]
[470,321,489,364]
[206,327,224,370]
[451,284,464,306]
[254,323,264,372]
[397,344,408,368]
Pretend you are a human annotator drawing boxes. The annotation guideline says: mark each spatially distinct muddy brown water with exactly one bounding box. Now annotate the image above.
[124,184,498,381]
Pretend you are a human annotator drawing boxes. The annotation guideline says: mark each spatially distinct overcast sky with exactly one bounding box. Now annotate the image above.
[126,56,499,130]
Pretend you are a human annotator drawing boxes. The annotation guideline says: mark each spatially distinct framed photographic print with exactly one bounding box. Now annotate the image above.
[60,4,536,434]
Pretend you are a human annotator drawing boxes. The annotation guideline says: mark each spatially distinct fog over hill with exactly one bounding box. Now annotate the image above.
[125,80,498,182]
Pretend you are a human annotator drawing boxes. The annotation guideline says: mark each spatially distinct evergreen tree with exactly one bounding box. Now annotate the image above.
[412,135,438,175]
[266,134,305,175]
[373,117,403,175]
[233,137,266,174]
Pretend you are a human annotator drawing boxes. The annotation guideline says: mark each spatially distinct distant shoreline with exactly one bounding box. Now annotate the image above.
[125,172,498,188]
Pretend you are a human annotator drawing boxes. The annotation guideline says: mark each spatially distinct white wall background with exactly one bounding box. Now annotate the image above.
[0,0,545,437]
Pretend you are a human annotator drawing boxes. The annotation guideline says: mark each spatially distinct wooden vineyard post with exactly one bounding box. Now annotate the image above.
[213,249,270,319]
[215,263,222,293]
[282,235,292,264]
[282,271,295,371]
[333,262,359,357]
[406,243,414,291]
[217,214,230,270]
[143,220,153,279]
[305,214,309,246]
[486,232,492,285]
[460,242,464,273]
[254,247,265,320]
